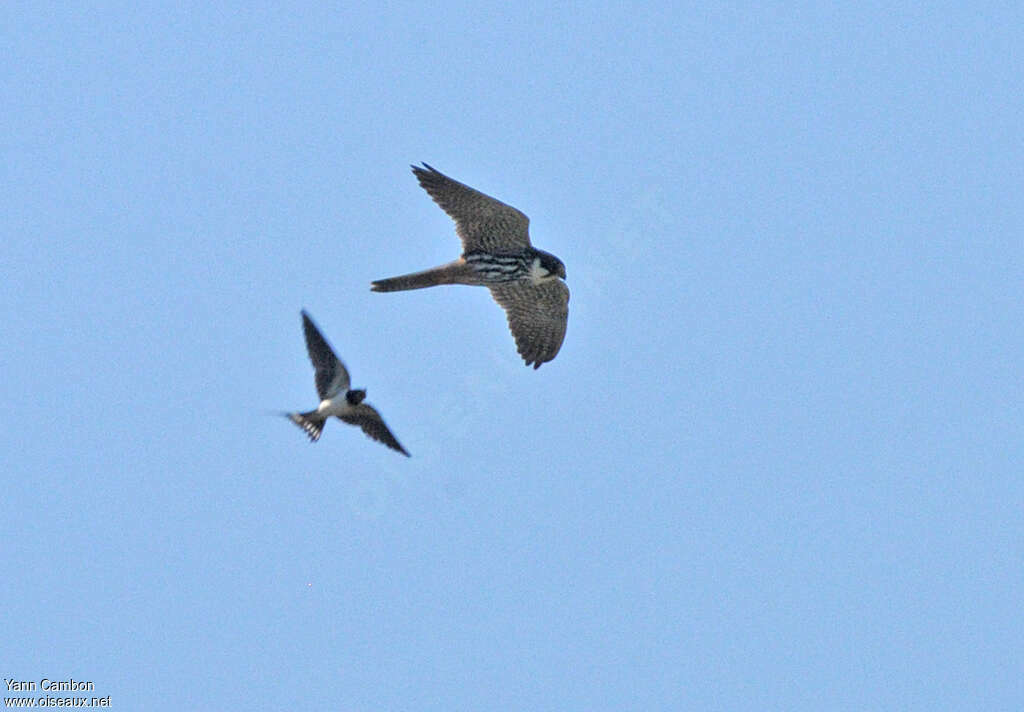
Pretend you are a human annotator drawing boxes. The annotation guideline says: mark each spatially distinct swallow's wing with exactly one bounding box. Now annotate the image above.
[487,279,570,369]
[412,163,531,253]
[301,311,350,399]
[338,403,410,457]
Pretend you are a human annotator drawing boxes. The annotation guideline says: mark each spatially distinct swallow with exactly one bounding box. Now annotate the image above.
[285,310,409,456]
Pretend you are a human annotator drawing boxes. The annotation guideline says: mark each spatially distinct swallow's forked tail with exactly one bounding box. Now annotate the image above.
[370,259,474,292]
[288,410,327,442]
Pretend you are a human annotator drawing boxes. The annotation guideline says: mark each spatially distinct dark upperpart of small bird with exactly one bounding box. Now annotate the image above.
[284,310,410,455]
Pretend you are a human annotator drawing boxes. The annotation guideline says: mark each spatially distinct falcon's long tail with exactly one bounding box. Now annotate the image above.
[287,410,327,442]
[371,259,475,292]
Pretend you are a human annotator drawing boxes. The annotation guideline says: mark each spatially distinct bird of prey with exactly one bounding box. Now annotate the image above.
[285,310,409,456]
[372,163,569,369]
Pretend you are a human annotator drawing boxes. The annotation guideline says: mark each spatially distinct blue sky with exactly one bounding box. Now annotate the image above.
[3,1,1022,709]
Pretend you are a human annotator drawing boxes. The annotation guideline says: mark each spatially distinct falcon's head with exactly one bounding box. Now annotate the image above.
[345,389,367,405]
[535,250,567,280]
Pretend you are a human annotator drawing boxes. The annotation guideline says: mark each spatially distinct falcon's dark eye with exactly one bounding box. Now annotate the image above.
[548,258,566,279]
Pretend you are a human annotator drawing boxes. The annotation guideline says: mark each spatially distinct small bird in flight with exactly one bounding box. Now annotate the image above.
[285,310,409,456]
[372,163,569,369]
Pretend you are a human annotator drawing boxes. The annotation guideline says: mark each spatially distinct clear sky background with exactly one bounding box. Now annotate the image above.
[3,2,1022,709]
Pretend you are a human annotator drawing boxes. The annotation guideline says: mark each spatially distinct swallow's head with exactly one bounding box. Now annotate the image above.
[346,389,367,405]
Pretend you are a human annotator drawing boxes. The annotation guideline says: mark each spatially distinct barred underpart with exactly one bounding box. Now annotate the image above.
[464,251,530,283]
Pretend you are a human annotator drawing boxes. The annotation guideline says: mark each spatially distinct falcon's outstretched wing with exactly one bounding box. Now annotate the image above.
[412,163,532,253]
[487,280,569,368]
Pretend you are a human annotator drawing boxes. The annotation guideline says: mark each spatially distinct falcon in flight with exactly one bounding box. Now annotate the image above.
[285,310,409,456]
[372,163,569,369]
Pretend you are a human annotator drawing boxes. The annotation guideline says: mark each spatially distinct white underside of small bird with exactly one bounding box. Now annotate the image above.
[316,398,352,418]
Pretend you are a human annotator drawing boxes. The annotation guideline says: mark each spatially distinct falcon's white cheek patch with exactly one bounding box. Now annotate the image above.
[529,258,552,284]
